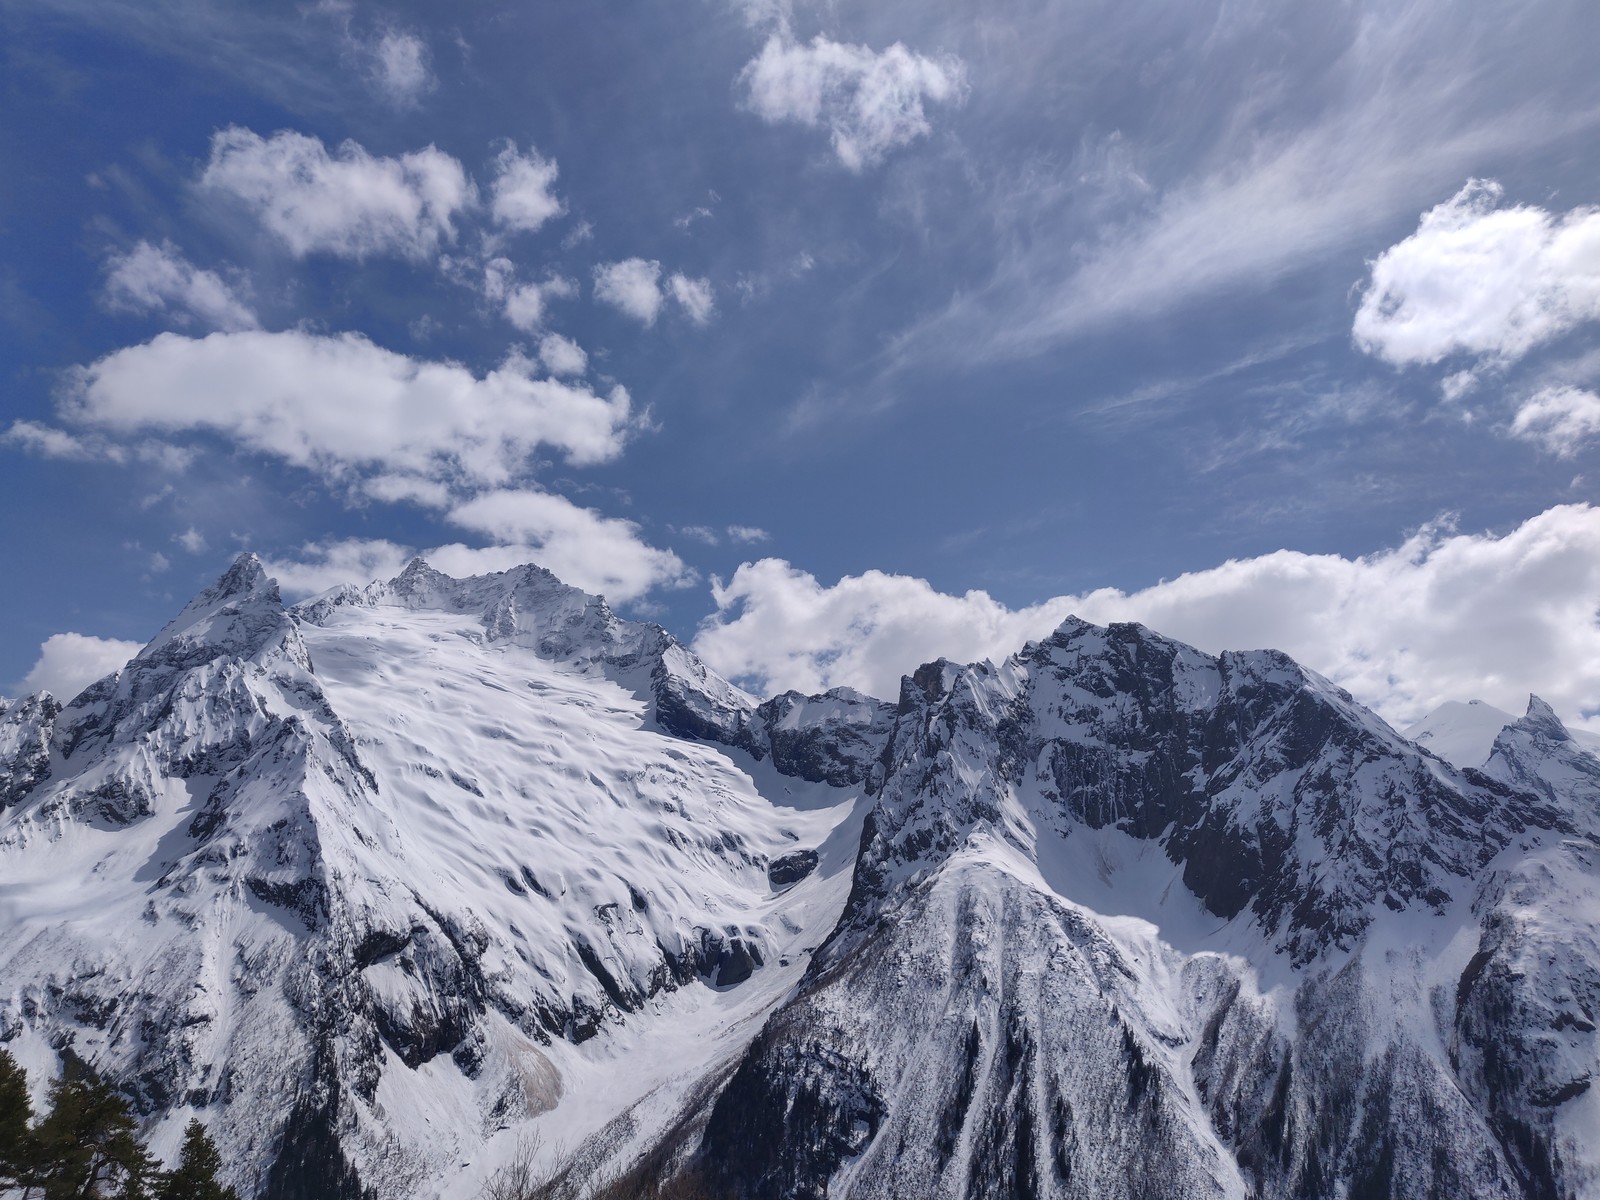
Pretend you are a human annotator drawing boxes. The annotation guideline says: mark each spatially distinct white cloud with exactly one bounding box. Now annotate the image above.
[667,273,715,325]
[538,333,588,376]
[489,141,564,233]
[594,258,664,325]
[877,3,1600,371]
[263,537,415,598]
[2,420,193,471]
[727,524,770,543]
[102,241,257,331]
[264,491,692,605]
[738,34,967,170]
[20,633,143,702]
[678,525,722,545]
[695,558,1073,700]
[200,127,474,261]
[1354,180,1600,368]
[479,258,575,332]
[369,30,435,107]
[3,420,119,462]
[175,528,208,554]
[592,260,714,326]
[447,489,692,601]
[675,205,714,231]
[360,473,453,507]
[1510,386,1600,456]
[60,330,636,488]
[692,505,1600,731]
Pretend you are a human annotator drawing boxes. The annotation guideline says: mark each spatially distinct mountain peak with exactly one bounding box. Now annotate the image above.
[133,552,290,669]
[388,555,446,594]
[1520,693,1572,742]
[210,551,275,603]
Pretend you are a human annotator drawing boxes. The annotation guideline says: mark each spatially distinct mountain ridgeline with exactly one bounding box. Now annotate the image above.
[0,555,1595,1200]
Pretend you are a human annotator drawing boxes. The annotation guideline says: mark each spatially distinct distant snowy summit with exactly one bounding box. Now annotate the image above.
[2,554,1597,1200]
[1408,696,1600,768]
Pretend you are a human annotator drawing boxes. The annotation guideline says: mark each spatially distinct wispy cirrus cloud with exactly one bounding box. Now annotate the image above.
[876,0,1600,371]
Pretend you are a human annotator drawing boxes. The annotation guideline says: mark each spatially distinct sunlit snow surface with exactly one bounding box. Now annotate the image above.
[4,561,1600,1199]
[0,561,867,1195]
[303,602,865,1193]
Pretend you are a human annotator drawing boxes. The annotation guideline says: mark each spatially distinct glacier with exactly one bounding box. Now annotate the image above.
[1,556,1596,1200]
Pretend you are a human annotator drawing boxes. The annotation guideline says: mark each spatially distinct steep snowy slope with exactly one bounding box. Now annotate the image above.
[1406,699,1600,769]
[5,561,1599,1200]
[696,620,1600,1200]
[0,556,880,1198]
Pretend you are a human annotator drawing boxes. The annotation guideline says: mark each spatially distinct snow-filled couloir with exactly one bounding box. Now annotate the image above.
[2,558,1598,1200]
[0,555,880,1198]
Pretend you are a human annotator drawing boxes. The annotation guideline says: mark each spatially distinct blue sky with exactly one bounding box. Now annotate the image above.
[5,0,1600,728]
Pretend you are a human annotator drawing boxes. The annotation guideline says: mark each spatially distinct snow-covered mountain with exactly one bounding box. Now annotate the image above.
[2,557,1597,1200]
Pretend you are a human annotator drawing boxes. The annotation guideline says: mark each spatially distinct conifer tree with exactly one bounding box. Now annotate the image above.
[0,1046,39,1191]
[32,1062,153,1199]
[154,1120,237,1200]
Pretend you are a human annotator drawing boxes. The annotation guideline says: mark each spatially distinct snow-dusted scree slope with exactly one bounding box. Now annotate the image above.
[2,558,1597,1200]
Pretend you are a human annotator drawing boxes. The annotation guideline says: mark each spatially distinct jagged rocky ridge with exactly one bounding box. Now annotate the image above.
[1,558,1597,1200]
[0,555,885,1197]
[696,619,1600,1200]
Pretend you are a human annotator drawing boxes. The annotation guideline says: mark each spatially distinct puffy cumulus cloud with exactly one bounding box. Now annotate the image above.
[695,559,1075,699]
[538,332,588,376]
[481,258,575,332]
[60,329,636,488]
[489,141,564,233]
[727,524,770,543]
[594,258,665,325]
[1510,386,1600,456]
[19,633,143,702]
[360,473,453,507]
[593,260,715,326]
[446,489,692,601]
[693,505,1600,731]
[263,491,691,605]
[368,30,435,107]
[102,241,257,331]
[262,537,415,598]
[738,34,967,171]
[667,273,715,325]
[200,127,474,261]
[1354,180,1600,368]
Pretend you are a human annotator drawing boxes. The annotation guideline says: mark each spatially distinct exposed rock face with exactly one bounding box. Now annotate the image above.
[0,555,868,1198]
[756,689,896,788]
[698,621,1600,1200]
[4,562,1598,1200]
[0,691,60,809]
